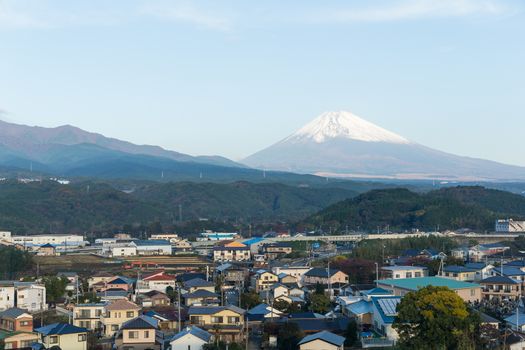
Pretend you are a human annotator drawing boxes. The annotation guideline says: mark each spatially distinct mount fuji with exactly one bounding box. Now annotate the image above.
[243,111,525,181]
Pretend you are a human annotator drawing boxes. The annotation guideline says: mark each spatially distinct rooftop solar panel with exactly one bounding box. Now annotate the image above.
[378,298,400,316]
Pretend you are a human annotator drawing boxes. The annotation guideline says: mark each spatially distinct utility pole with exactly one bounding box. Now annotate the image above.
[178,286,181,333]
[327,261,332,301]
[374,262,379,287]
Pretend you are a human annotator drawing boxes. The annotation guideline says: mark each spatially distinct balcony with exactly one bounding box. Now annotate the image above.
[361,338,395,348]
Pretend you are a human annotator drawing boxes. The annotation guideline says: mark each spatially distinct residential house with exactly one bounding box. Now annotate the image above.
[298,331,345,350]
[173,239,192,253]
[303,268,349,287]
[251,270,279,293]
[507,331,525,350]
[469,243,510,262]
[169,326,212,350]
[34,323,88,350]
[138,271,177,294]
[441,266,479,282]
[278,273,298,286]
[247,303,284,322]
[368,296,400,348]
[213,242,251,262]
[272,266,312,287]
[144,309,184,331]
[380,266,427,279]
[188,305,246,343]
[36,243,57,256]
[480,276,522,300]
[137,291,171,308]
[103,299,141,337]
[97,289,130,302]
[105,277,132,292]
[504,313,525,332]
[88,272,115,290]
[183,278,215,294]
[0,307,38,349]
[131,240,172,256]
[280,313,350,335]
[215,264,247,286]
[73,303,107,331]
[345,299,373,326]
[0,283,15,310]
[114,315,162,350]
[377,277,481,302]
[262,243,293,260]
[182,290,220,307]
[0,308,33,333]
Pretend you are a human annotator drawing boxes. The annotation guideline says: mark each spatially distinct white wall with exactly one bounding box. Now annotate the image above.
[170,333,208,350]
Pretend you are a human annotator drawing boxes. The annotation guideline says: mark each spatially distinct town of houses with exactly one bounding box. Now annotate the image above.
[1,220,525,349]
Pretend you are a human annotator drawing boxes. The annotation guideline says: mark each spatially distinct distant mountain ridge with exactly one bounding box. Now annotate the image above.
[243,111,525,181]
[0,119,242,168]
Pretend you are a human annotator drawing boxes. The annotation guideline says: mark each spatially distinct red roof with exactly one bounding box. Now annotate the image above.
[144,274,176,281]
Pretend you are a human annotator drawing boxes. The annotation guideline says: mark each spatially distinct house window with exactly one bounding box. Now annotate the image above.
[415,272,421,277]
[144,330,149,338]
[406,272,412,278]
[470,289,476,296]
[128,331,139,339]
[49,336,58,344]
[126,311,135,318]
[20,321,30,326]
[212,316,224,323]
[78,334,87,342]
[112,325,119,331]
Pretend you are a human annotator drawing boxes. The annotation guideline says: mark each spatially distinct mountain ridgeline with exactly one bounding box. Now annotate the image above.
[0,180,357,234]
[302,186,525,232]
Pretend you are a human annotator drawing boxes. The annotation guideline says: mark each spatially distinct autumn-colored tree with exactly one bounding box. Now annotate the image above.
[393,286,480,350]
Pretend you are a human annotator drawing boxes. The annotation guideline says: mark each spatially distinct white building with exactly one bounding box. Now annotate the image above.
[496,219,525,233]
[213,242,251,262]
[150,234,179,243]
[169,326,212,350]
[137,271,177,294]
[381,266,427,279]
[16,282,47,312]
[0,283,15,310]
[9,234,86,249]
[0,281,46,312]
[110,246,137,257]
[130,240,172,256]
[271,266,312,287]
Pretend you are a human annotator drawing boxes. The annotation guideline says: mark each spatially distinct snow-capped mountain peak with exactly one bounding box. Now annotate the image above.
[286,111,410,144]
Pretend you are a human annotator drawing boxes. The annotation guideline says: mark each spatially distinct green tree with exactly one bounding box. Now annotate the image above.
[345,319,358,346]
[273,300,290,312]
[43,276,69,302]
[241,292,261,309]
[393,286,480,350]
[309,293,330,313]
[277,322,304,350]
[0,247,33,279]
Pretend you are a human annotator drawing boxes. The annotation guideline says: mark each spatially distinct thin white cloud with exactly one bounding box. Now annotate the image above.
[140,2,233,32]
[0,0,50,28]
[307,0,516,23]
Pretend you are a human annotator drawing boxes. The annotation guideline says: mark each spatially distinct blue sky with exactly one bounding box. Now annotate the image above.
[0,0,524,165]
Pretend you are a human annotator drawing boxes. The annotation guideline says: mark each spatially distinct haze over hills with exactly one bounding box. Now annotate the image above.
[0,119,242,169]
[243,111,525,181]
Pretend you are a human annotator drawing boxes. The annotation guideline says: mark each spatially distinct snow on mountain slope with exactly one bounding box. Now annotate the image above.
[284,111,410,144]
[243,110,525,181]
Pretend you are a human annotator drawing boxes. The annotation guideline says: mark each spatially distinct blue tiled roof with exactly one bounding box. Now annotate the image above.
[183,278,214,288]
[496,267,525,277]
[504,313,525,327]
[170,326,212,343]
[371,296,401,324]
[298,331,345,347]
[35,323,87,336]
[443,265,478,273]
[182,290,219,298]
[108,277,129,285]
[243,237,265,245]
[347,300,373,315]
[121,315,158,330]
[304,268,341,278]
